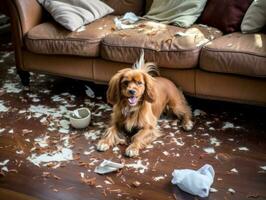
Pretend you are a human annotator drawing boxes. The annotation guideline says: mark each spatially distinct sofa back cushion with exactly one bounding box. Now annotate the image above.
[144,0,207,28]
[241,0,266,33]
[102,0,144,15]
[198,0,252,33]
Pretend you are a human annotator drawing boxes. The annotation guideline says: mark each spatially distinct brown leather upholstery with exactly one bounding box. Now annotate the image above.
[25,15,116,57]
[200,33,266,77]
[103,0,144,15]
[196,70,266,106]
[8,0,43,37]
[23,50,94,80]
[101,22,222,69]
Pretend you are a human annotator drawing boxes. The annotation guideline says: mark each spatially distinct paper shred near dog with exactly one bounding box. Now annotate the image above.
[203,147,216,154]
[0,100,8,112]
[3,82,23,93]
[94,160,124,174]
[238,147,249,151]
[0,160,10,173]
[210,137,221,147]
[228,188,236,194]
[84,130,102,141]
[132,181,141,187]
[126,160,149,174]
[153,175,166,182]
[222,122,242,130]
[80,172,96,186]
[16,150,24,155]
[0,160,9,166]
[27,148,73,167]
[85,85,95,98]
[230,168,239,174]
[34,135,50,148]
[171,137,185,146]
[260,166,266,171]
[193,109,206,117]
[0,128,5,134]
[210,188,218,193]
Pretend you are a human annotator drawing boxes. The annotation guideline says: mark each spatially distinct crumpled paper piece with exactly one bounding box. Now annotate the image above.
[114,12,140,30]
[171,164,215,198]
[94,160,124,174]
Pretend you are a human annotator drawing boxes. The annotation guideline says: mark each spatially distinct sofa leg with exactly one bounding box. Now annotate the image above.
[17,70,30,86]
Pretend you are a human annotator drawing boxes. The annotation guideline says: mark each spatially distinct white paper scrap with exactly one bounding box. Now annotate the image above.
[94,160,124,174]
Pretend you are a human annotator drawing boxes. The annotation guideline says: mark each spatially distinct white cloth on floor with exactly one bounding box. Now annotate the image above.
[171,164,215,198]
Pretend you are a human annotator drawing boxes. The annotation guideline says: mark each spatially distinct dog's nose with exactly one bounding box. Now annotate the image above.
[128,89,136,95]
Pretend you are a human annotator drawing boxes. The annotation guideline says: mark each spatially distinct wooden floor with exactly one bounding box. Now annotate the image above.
[0,33,266,200]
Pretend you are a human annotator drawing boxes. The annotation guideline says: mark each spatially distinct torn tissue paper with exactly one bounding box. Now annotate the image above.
[171,164,215,198]
[94,160,124,174]
[114,12,140,30]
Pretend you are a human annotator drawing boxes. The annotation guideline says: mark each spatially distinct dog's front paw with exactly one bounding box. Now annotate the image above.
[183,120,193,131]
[125,145,139,157]
[96,140,110,152]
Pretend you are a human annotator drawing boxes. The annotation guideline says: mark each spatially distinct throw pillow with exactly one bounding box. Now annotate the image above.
[38,0,114,31]
[199,0,252,33]
[241,0,266,33]
[144,0,208,28]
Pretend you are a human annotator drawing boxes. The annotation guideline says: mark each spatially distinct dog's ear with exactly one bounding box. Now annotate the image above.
[107,68,130,105]
[143,73,155,103]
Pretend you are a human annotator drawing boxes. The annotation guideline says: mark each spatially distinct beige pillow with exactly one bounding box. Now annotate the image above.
[38,0,114,31]
[144,0,207,28]
[241,0,266,33]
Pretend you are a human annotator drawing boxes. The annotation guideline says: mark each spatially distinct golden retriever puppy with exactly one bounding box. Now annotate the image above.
[97,51,193,157]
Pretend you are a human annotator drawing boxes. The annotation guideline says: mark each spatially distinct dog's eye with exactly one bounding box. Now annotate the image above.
[137,81,143,85]
[122,80,129,86]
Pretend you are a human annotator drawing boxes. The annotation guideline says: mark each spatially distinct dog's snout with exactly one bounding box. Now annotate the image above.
[128,89,136,95]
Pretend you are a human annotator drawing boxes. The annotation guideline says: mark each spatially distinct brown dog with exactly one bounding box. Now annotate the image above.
[97,51,193,157]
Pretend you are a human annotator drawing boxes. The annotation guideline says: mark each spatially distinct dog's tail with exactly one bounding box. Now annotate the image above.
[133,49,160,77]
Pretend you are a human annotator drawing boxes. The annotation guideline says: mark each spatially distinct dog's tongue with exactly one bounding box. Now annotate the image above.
[128,96,137,105]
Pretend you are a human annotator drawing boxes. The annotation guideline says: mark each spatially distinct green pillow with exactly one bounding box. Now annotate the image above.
[241,0,266,33]
[38,0,114,31]
[144,0,207,28]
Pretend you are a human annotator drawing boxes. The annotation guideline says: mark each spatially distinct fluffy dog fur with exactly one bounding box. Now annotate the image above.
[97,51,193,157]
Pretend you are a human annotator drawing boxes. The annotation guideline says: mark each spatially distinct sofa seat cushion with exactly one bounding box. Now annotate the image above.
[101,21,222,69]
[25,15,116,57]
[200,33,266,77]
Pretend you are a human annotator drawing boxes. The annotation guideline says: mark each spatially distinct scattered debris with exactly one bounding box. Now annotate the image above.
[94,160,124,174]
[210,137,221,147]
[126,160,149,174]
[132,181,141,187]
[0,100,8,112]
[0,160,9,166]
[193,109,206,117]
[153,176,165,181]
[228,188,236,194]
[238,147,249,151]
[210,187,218,193]
[85,85,95,98]
[230,168,239,174]
[260,166,266,171]
[27,147,73,167]
[203,147,215,154]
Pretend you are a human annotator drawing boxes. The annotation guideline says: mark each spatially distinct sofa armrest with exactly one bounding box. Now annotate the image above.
[7,0,42,44]
[6,0,42,71]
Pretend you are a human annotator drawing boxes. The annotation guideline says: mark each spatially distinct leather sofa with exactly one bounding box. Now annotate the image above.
[6,0,266,106]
